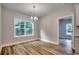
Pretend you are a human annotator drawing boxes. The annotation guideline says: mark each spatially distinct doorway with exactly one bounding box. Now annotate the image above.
[58,16,73,55]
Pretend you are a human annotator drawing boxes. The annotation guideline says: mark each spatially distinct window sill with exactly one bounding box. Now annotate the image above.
[14,34,34,37]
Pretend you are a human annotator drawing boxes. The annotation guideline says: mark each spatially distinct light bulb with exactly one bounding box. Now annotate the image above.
[30,16,33,20]
[34,16,38,21]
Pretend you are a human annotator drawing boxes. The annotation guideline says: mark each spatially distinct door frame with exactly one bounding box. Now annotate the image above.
[57,15,74,48]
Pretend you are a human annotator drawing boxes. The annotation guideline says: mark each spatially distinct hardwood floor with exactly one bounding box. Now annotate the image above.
[0,40,65,55]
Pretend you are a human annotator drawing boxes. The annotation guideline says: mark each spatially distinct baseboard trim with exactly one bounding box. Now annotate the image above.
[0,39,39,47]
[40,39,58,45]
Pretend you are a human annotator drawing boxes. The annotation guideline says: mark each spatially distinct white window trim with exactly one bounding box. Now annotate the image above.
[14,18,34,37]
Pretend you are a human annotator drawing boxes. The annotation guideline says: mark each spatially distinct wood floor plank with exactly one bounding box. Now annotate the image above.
[44,44,65,54]
[8,47,11,54]
[18,46,35,55]
[1,47,6,55]
[17,45,30,55]
[31,45,54,55]
[14,46,24,55]
[41,46,62,55]
[16,45,27,55]
[23,44,40,55]
[10,46,15,54]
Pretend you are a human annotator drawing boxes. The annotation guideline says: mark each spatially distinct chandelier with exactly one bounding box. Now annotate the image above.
[30,16,38,21]
[30,4,38,22]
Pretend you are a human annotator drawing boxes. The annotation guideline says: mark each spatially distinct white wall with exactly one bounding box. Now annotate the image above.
[39,6,74,44]
[2,7,40,46]
[0,4,1,45]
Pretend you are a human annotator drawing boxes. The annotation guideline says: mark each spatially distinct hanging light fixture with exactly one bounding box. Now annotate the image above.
[30,4,38,22]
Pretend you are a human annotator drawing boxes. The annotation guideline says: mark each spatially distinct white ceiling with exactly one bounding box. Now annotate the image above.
[2,3,72,18]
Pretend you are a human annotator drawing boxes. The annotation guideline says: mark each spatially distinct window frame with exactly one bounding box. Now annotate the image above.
[14,18,34,37]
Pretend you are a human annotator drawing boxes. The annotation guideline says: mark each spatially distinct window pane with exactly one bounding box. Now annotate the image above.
[16,28,24,35]
[15,21,20,28]
[26,28,32,35]
[26,21,32,35]
[26,22,32,28]
[20,21,24,25]
[16,28,20,35]
[28,28,32,34]
[20,29,24,35]
[20,25,24,28]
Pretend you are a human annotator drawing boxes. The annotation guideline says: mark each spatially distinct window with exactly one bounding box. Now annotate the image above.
[66,23,72,35]
[14,18,34,37]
